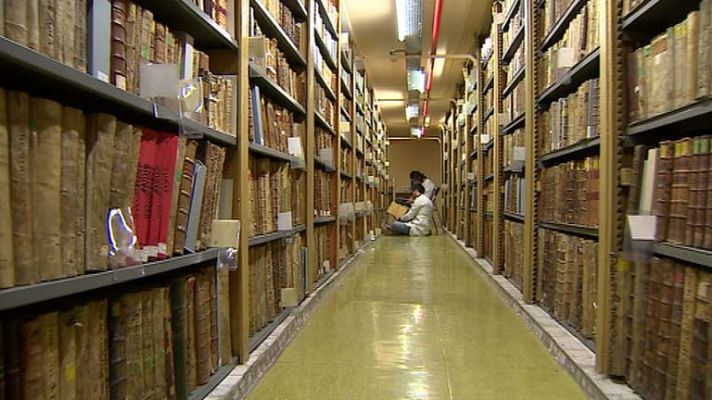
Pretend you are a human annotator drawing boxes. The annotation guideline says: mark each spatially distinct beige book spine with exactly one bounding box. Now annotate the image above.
[85,114,117,272]
[676,268,698,399]
[21,315,45,399]
[0,88,14,288]
[26,0,39,50]
[140,291,156,400]
[38,0,57,58]
[73,0,86,71]
[4,0,28,45]
[75,110,86,275]
[88,300,109,400]
[41,312,60,400]
[687,12,700,103]
[108,121,134,210]
[58,309,77,400]
[31,98,63,282]
[8,91,34,285]
[166,137,187,258]
[152,288,167,398]
[218,266,231,365]
[126,126,142,206]
[61,107,84,278]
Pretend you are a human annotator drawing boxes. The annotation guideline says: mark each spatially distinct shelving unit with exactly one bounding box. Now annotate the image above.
[0,0,389,398]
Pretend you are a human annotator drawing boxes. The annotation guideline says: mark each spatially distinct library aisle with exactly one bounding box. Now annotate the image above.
[247,236,585,399]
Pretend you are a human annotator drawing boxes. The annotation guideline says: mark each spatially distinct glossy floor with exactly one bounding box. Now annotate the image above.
[247,236,587,399]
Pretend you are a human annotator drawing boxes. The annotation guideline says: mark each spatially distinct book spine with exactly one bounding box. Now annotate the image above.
[4,0,28,45]
[74,0,87,72]
[60,107,84,279]
[58,309,77,400]
[7,91,34,285]
[110,0,129,90]
[140,291,156,400]
[166,137,187,259]
[156,133,179,259]
[170,278,188,399]
[26,0,39,51]
[173,141,198,255]
[110,294,129,399]
[152,288,167,398]
[0,89,13,288]
[85,113,117,271]
[655,142,674,241]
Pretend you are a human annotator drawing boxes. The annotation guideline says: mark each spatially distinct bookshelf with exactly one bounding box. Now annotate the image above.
[0,0,391,398]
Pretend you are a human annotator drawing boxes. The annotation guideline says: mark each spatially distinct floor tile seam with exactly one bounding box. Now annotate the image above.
[432,303,456,400]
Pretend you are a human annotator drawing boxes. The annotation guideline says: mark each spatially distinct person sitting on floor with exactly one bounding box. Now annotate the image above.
[382,184,433,237]
[411,170,436,200]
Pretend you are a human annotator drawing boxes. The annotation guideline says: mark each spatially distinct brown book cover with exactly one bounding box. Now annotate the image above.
[108,121,134,211]
[110,0,129,90]
[126,126,142,206]
[140,291,156,399]
[152,288,168,398]
[194,270,212,384]
[166,137,187,259]
[655,141,674,242]
[21,315,46,399]
[38,0,58,59]
[8,91,34,285]
[673,20,688,110]
[173,140,198,255]
[185,276,198,391]
[198,144,226,250]
[58,309,77,400]
[209,268,218,372]
[88,300,109,400]
[698,0,712,99]
[61,107,84,278]
[31,98,63,281]
[85,114,117,272]
[43,312,60,400]
[687,270,711,399]
[664,263,686,400]
[669,139,692,245]
[4,0,28,45]
[694,138,710,248]
[163,287,177,399]
[110,295,129,399]
[0,89,14,288]
[124,292,144,398]
[55,0,72,68]
[139,9,155,65]
[687,138,702,247]
[650,32,673,116]
[73,0,87,71]
[153,23,167,64]
[26,0,39,51]
[687,11,700,103]
[217,266,231,365]
[124,3,138,94]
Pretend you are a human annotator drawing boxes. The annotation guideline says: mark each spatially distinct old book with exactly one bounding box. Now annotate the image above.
[673,20,688,110]
[217,265,231,365]
[153,22,167,64]
[163,288,177,399]
[38,0,58,58]
[152,288,167,398]
[687,11,700,103]
[58,309,77,400]
[690,138,709,247]
[133,129,158,259]
[185,161,207,252]
[124,292,143,398]
[74,0,87,71]
[687,270,711,399]
[7,91,34,285]
[649,32,673,115]
[153,133,178,259]
[669,139,692,244]
[198,143,226,250]
[705,139,712,249]
[108,121,134,214]
[4,320,21,399]
[61,107,84,278]
[173,140,199,255]
[655,142,674,241]
[55,0,73,68]
[89,300,109,399]
[166,137,187,259]
[109,295,129,399]
[125,3,138,94]
[31,98,63,281]
[664,263,686,400]
[171,277,188,399]
[21,314,47,399]
[195,270,212,384]
[699,0,712,99]
[140,291,156,400]
[110,0,129,90]
[26,0,39,51]
[185,276,198,391]
[0,89,13,288]
[4,0,28,45]
[86,114,117,271]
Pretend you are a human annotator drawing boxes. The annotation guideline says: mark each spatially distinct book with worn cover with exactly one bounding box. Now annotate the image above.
[58,309,77,400]
[185,161,207,253]
[0,89,13,288]
[655,142,674,241]
[173,140,199,255]
[61,107,85,278]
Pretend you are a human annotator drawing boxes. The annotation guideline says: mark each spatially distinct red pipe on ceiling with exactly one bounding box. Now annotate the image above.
[423,0,444,126]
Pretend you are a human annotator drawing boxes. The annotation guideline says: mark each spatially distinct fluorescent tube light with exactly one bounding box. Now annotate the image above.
[407,68,426,93]
[395,0,422,41]
[405,104,419,120]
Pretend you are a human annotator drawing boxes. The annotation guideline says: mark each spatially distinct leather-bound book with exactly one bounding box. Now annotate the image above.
[60,107,84,278]
[75,111,87,275]
[58,309,77,400]
[8,91,34,285]
[88,300,109,400]
[153,23,167,64]
[126,126,142,206]
[673,19,688,110]
[26,0,39,50]
[209,268,218,371]
[705,138,712,249]
[194,270,212,384]
[670,139,692,244]
[38,0,58,59]
[664,263,686,400]
[687,270,711,399]
[698,0,712,99]
[217,266,231,365]
[108,121,133,214]
[133,129,158,259]
[173,141,198,255]
[75,305,90,399]
[86,114,117,271]
[170,277,188,399]
[125,3,138,94]
[162,288,177,399]
[140,291,156,400]
[4,0,28,45]
[185,276,198,391]
[655,141,674,242]
[124,292,143,397]
[21,315,46,399]
[198,143,226,250]
[139,9,155,65]
[73,0,87,71]
[4,320,21,399]
[690,138,708,247]
[152,288,167,398]
[110,0,128,90]
[31,98,63,281]
[110,295,129,399]
[687,12,700,103]
[0,89,13,288]
[155,133,178,259]
[166,137,187,258]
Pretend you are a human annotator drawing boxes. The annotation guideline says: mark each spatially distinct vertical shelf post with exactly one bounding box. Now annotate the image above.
[522,0,536,303]
[305,0,317,292]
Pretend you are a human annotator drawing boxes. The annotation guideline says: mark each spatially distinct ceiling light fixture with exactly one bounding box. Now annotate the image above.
[405,103,419,120]
[395,0,423,42]
[410,126,423,138]
[424,116,431,126]
[407,68,427,93]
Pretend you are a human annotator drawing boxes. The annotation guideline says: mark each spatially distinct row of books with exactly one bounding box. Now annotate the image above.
[315,225,334,282]
[248,85,305,154]
[315,16,338,62]
[251,36,306,105]
[627,3,712,122]
[483,219,494,261]
[191,0,231,31]
[504,175,526,216]
[630,139,712,249]
[255,0,303,52]
[340,148,353,175]
[249,236,304,335]
[0,264,229,399]
[316,85,337,128]
[540,78,599,154]
[0,90,226,289]
[502,77,524,121]
[538,228,598,340]
[339,223,354,261]
[505,45,525,81]
[316,127,335,160]
[503,127,525,167]
[504,220,524,290]
[623,257,711,400]
[340,180,353,203]
[315,170,334,217]
[502,5,524,50]
[248,159,304,237]
[540,157,600,228]
[540,0,600,90]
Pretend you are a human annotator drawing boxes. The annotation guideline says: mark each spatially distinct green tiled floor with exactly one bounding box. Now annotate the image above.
[247,236,586,400]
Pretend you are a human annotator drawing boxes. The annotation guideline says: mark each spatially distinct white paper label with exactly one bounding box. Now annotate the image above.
[513,146,525,161]
[556,48,575,69]
[627,215,657,240]
[278,212,293,231]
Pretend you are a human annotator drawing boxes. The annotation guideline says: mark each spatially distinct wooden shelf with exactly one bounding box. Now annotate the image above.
[504,212,525,222]
[538,137,600,166]
[341,171,353,180]
[502,26,525,64]
[341,134,353,148]
[540,0,587,52]
[314,156,336,172]
[502,113,525,135]
[538,222,598,240]
[249,63,306,117]
[627,99,712,139]
[251,0,306,69]
[341,51,352,73]
[315,67,337,101]
[341,79,353,99]
[0,249,220,311]
[0,37,237,147]
[315,0,338,38]
[484,174,494,182]
[248,307,293,351]
[484,75,494,94]
[622,0,698,39]
[249,142,294,162]
[315,112,337,135]
[538,48,600,106]
[248,225,307,247]
[484,108,495,123]
[503,67,525,98]
[314,216,337,225]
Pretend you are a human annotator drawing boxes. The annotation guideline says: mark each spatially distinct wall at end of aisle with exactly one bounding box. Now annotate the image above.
[388,138,442,190]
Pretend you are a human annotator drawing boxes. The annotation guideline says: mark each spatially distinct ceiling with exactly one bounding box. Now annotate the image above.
[343,0,492,137]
